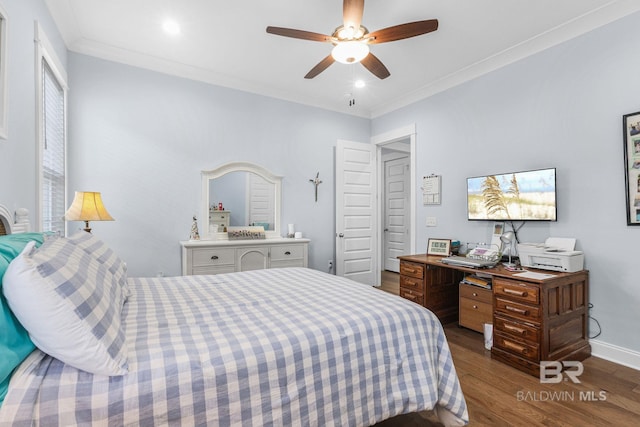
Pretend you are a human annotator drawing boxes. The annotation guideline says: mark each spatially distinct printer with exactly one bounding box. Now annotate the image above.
[517,237,584,273]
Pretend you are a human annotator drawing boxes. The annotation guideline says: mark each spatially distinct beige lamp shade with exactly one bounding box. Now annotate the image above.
[64,191,114,233]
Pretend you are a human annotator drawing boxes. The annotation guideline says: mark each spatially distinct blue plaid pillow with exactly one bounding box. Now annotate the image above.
[3,237,128,376]
[67,231,130,298]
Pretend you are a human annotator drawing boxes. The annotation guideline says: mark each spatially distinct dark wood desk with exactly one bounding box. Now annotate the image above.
[398,254,591,377]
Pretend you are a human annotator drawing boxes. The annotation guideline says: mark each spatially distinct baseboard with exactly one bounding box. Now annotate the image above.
[590,339,640,371]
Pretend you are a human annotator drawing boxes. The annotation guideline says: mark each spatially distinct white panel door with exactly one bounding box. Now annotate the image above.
[336,140,376,285]
[383,155,409,272]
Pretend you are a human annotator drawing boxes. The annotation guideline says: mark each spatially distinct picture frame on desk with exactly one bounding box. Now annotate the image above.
[427,238,451,256]
[623,110,640,225]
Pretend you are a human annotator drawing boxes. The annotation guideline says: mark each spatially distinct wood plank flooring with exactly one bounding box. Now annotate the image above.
[374,271,640,426]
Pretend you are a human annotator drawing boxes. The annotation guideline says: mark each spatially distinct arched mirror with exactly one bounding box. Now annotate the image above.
[201,162,282,240]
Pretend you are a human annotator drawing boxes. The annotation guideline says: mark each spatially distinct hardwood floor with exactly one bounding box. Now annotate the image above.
[374,271,640,426]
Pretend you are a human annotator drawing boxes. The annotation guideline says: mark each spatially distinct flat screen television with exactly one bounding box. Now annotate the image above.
[467,167,557,221]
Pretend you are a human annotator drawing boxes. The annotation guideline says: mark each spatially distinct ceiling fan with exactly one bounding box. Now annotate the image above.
[266,0,438,80]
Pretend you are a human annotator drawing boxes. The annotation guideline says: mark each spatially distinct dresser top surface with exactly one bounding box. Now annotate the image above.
[181,237,310,248]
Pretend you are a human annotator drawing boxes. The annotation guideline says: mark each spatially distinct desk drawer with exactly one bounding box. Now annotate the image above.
[494,331,540,362]
[400,261,424,279]
[192,248,235,267]
[495,297,541,322]
[460,283,492,304]
[459,297,492,333]
[494,278,539,305]
[400,275,425,292]
[399,288,423,305]
[494,314,540,343]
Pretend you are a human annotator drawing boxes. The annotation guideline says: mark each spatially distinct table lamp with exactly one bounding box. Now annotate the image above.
[500,231,516,268]
[64,191,114,233]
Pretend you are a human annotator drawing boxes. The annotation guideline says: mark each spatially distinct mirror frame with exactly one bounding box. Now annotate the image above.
[201,162,282,240]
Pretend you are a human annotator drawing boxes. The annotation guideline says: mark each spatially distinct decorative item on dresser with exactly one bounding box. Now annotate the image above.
[181,238,309,275]
[398,253,590,377]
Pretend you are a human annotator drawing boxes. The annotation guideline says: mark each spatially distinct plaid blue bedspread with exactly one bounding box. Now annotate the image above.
[1,267,468,426]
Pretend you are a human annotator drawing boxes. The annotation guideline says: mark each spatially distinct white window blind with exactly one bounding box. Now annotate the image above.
[41,59,66,233]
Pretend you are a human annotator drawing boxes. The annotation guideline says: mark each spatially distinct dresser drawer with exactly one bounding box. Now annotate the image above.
[400,261,424,279]
[460,283,492,304]
[495,297,541,322]
[494,278,539,304]
[191,248,235,267]
[494,331,540,362]
[494,314,540,343]
[270,245,304,261]
[400,275,425,292]
[459,297,492,333]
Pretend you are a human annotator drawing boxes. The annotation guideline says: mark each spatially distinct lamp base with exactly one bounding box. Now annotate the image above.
[83,221,92,233]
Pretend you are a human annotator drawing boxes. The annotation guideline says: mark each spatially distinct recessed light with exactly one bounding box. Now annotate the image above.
[354,80,365,89]
[162,20,181,36]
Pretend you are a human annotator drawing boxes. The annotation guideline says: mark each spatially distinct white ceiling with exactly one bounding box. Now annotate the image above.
[45,0,640,118]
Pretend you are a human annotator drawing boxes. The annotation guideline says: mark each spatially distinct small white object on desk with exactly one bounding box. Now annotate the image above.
[294,232,302,239]
[513,271,557,280]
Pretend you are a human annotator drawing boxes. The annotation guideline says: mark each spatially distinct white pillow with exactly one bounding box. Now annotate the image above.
[2,238,128,376]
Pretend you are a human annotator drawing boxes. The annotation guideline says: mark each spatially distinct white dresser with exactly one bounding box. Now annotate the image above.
[180,238,310,275]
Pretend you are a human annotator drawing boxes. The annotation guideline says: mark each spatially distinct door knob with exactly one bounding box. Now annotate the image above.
[338,233,344,238]
[384,228,389,232]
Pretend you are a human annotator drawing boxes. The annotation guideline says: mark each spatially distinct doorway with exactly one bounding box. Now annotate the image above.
[373,125,416,284]
[382,150,410,272]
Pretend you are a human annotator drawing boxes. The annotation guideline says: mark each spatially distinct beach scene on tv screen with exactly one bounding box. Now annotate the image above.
[467,169,556,220]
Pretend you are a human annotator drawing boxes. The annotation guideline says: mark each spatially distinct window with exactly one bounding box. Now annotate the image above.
[41,61,66,233]
[0,5,7,139]
[36,23,67,233]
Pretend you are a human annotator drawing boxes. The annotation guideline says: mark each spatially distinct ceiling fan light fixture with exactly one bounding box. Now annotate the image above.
[331,41,369,64]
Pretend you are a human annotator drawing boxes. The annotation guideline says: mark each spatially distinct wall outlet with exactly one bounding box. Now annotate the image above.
[426,216,437,227]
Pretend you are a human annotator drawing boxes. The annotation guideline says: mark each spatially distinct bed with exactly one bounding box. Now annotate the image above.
[0,206,468,426]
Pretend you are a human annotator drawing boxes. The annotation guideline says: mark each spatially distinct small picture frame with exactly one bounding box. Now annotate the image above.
[427,238,451,256]
[623,110,640,225]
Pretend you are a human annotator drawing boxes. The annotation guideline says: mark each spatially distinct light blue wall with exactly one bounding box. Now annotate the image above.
[372,11,640,353]
[67,53,370,277]
[0,0,66,215]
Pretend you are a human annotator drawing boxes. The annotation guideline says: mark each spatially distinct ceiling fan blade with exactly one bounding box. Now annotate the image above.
[361,53,390,79]
[367,19,438,44]
[343,0,364,33]
[266,26,332,42]
[304,55,336,79]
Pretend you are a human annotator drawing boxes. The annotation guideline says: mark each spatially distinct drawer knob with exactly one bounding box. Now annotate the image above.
[284,251,291,255]
[504,288,528,297]
[503,340,528,354]
[505,305,529,316]
[211,255,219,260]
[504,324,527,335]
[472,292,478,297]
[473,305,478,309]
